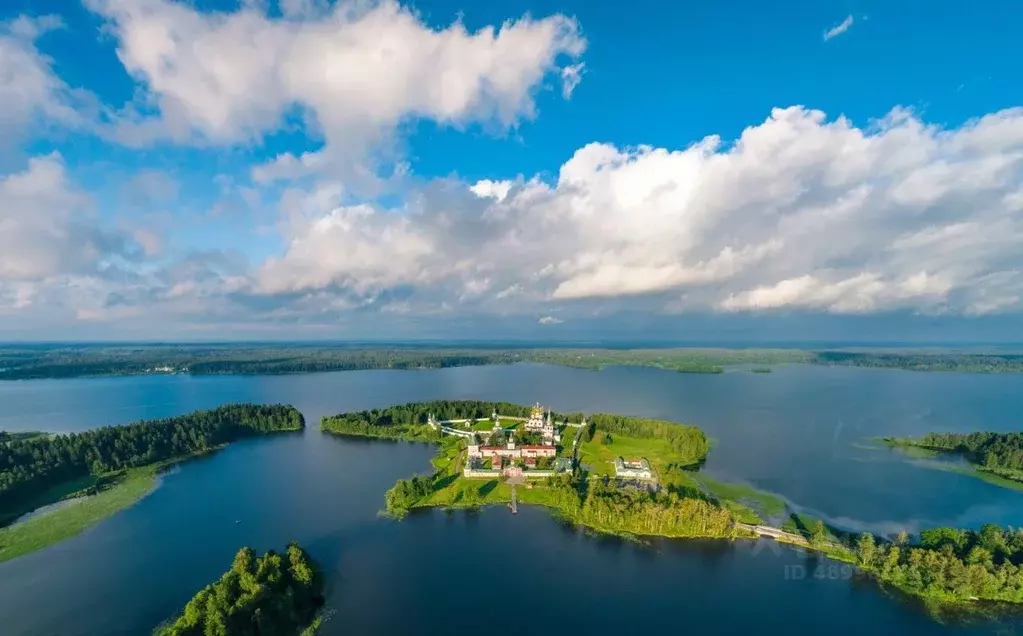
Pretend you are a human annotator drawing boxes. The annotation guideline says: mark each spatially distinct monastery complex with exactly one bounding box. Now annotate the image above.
[428,402,655,482]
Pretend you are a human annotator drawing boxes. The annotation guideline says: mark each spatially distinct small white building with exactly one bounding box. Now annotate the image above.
[614,457,653,481]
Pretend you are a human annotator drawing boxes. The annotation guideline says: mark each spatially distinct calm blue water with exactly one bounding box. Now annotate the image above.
[0,364,1021,635]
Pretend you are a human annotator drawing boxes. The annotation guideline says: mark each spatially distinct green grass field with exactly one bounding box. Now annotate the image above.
[691,474,787,518]
[418,477,512,508]
[0,467,159,563]
[578,432,694,478]
[0,473,102,527]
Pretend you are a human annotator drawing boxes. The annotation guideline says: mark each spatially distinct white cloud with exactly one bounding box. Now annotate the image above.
[824,15,854,41]
[561,63,585,99]
[85,0,586,174]
[0,154,118,280]
[254,105,1023,317]
[538,315,563,325]
[470,179,514,202]
[0,16,89,147]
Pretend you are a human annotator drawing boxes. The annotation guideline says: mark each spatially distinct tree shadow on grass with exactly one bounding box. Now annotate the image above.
[479,480,499,498]
[432,474,458,491]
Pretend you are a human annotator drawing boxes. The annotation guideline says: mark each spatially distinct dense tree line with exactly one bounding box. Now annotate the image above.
[585,413,709,462]
[155,543,324,636]
[0,431,45,444]
[816,351,1023,373]
[0,345,814,380]
[7,344,1023,379]
[911,431,1023,473]
[855,524,1023,602]
[0,404,303,517]
[321,400,543,440]
[569,478,733,537]
[385,476,435,516]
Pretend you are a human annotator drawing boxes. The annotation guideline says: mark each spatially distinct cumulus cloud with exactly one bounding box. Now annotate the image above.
[85,0,585,175]
[538,316,563,325]
[0,16,90,149]
[470,179,514,202]
[824,15,854,41]
[254,106,1023,317]
[0,154,137,280]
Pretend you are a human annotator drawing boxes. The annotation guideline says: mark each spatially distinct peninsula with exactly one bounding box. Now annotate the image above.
[154,542,325,636]
[881,431,1023,488]
[0,404,305,563]
[323,400,1023,608]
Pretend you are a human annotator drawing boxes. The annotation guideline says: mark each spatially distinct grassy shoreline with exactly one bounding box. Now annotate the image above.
[0,427,302,564]
[878,437,1023,490]
[0,466,160,563]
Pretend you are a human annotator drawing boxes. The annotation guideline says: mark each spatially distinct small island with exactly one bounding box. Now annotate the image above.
[153,543,325,636]
[323,400,1023,609]
[0,404,305,563]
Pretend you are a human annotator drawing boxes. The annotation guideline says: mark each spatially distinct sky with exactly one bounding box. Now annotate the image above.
[0,0,1022,342]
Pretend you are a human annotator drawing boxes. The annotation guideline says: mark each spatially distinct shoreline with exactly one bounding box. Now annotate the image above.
[0,428,303,564]
[317,401,1021,614]
[877,437,1023,490]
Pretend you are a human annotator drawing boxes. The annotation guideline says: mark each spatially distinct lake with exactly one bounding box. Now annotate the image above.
[0,363,1021,635]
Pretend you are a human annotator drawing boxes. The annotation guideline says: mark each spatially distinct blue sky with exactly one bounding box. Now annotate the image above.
[1,0,1022,341]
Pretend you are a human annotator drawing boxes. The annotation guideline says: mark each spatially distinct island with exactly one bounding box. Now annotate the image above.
[322,400,1023,608]
[881,431,1023,487]
[323,400,753,539]
[0,403,305,563]
[153,543,325,636]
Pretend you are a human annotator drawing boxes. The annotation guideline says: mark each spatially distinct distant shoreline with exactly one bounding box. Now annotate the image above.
[2,344,1023,380]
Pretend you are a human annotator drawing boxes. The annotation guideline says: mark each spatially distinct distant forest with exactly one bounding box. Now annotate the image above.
[0,404,303,522]
[3,344,1021,380]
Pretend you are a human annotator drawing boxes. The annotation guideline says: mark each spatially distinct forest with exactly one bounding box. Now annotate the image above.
[572,477,735,537]
[0,404,304,523]
[154,543,325,636]
[913,431,1023,472]
[884,431,1023,482]
[855,524,1023,603]
[2,344,1022,380]
[815,351,1023,373]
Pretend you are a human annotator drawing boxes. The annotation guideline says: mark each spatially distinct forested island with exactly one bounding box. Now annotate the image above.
[3,343,1022,380]
[322,400,742,539]
[882,431,1023,485]
[0,404,304,563]
[154,543,325,636]
[323,400,1023,609]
